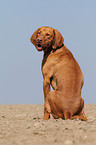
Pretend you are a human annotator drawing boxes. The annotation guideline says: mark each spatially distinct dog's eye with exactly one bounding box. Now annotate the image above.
[38,32,41,34]
[46,33,50,36]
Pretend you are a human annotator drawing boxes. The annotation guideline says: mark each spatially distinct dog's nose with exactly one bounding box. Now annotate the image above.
[37,37,42,42]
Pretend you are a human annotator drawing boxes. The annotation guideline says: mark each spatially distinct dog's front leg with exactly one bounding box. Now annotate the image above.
[43,77,51,120]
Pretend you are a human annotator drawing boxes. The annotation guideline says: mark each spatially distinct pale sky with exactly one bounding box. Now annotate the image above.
[0,0,96,104]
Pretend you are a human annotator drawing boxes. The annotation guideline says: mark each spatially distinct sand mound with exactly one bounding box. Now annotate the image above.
[0,104,96,145]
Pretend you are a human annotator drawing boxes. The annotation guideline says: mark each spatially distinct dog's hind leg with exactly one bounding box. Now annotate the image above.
[72,97,88,121]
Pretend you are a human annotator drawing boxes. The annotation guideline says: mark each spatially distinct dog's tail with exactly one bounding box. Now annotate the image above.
[72,115,88,121]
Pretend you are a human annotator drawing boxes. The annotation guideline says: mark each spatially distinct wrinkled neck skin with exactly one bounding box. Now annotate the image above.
[43,44,64,58]
[43,46,52,57]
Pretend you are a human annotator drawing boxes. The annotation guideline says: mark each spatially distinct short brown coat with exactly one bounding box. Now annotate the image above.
[30,26,87,121]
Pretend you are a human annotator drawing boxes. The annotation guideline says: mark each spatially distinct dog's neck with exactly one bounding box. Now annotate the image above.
[43,47,52,58]
[52,44,64,53]
[42,47,52,69]
[42,44,64,69]
[43,44,64,57]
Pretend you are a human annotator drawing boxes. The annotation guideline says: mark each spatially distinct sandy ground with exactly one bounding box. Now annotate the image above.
[0,104,96,145]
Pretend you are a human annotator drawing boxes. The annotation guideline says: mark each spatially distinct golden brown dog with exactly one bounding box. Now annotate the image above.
[30,26,87,121]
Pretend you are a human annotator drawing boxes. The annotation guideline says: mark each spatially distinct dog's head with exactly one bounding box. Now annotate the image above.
[30,26,64,52]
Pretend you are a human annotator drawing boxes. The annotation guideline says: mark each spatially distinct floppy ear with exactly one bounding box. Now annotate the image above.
[30,28,40,47]
[52,29,64,49]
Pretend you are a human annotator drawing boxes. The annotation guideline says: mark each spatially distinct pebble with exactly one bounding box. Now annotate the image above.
[84,135,87,139]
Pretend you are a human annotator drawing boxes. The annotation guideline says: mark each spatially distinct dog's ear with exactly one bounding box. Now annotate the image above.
[52,29,64,49]
[30,28,40,47]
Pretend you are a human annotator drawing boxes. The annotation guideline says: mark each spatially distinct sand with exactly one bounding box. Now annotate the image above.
[0,104,96,145]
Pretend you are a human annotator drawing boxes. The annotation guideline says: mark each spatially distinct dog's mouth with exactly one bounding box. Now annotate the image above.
[37,43,43,51]
[36,42,51,52]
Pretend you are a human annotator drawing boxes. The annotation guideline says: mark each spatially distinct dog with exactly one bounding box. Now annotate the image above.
[30,26,87,121]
